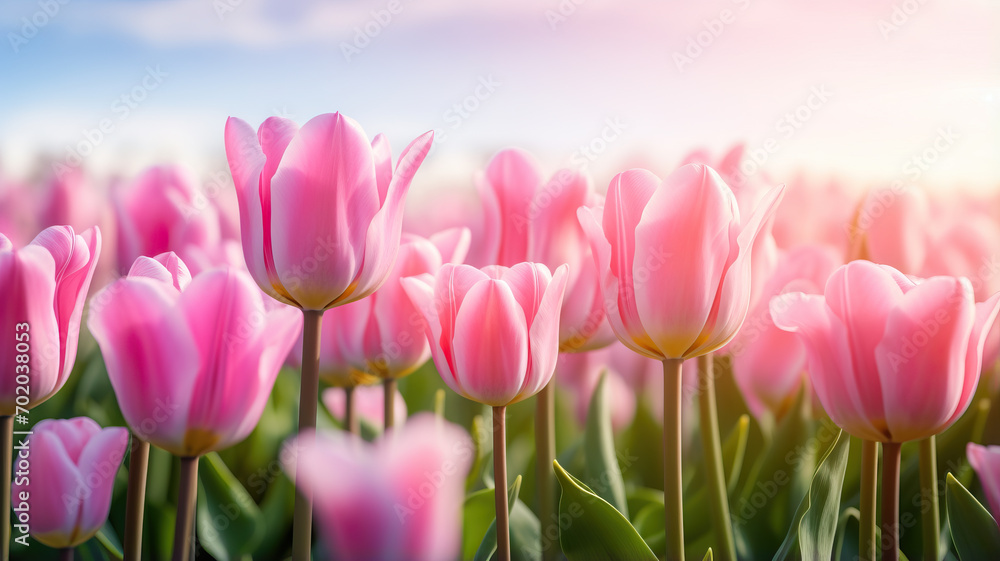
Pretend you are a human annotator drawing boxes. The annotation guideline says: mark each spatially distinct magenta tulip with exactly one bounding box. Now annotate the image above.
[476,148,613,352]
[283,414,471,561]
[578,163,784,360]
[967,443,1000,523]
[402,262,568,406]
[771,260,1000,443]
[87,252,301,456]
[0,225,101,413]
[224,112,433,311]
[11,417,128,548]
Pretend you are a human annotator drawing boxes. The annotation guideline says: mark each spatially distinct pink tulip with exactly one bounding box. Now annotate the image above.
[967,443,1000,523]
[578,163,784,360]
[0,180,38,248]
[11,417,128,548]
[402,262,568,406]
[476,149,614,352]
[729,245,840,420]
[113,166,222,272]
[37,168,103,234]
[771,175,857,252]
[771,260,1000,442]
[284,414,471,561]
[308,229,469,383]
[87,252,301,456]
[224,112,434,310]
[0,226,101,414]
[323,385,408,427]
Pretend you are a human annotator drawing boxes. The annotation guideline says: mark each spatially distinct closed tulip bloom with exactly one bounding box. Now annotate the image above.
[402,262,568,406]
[113,165,222,271]
[578,163,784,360]
[225,112,434,310]
[967,443,1000,522]
[284,414,471,561]
[12,417,128,548]
[477,149,613,351]
[88,252,301,456]
[321,229,470,381]
[0,225,101,413]
[729,245,840,420]
[770,260,1000,443]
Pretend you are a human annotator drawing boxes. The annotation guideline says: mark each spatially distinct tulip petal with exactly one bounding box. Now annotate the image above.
[943,291,1000,428]
[75,426,129,541]
[689,183,785,357]
[479,148,542,266]
[128,252,192,291]
[967,443,1000,521]
[347,130,435,305]
[270,113,379,309]
[518,264,569,403]
[401,273,464,395]
[371,133,392,201]
[428,227,471,264]
[633,165,738,357]
[87,278,196,453]
[875,277,974,442]
[770,293,888,441]
[451,279,529,405]
[15,430,83,546]
[863,187,929,273]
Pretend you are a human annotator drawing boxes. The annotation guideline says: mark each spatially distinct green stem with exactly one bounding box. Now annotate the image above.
[860,439,878,561]
[171,456,200,561]
[344,386,358,435]
[292,309,322,561]
[663,359,686,561]
[535,381,556,561]
[124,435,150,561]
[697,355,736,561]
[919,436,940,561]
[881,442,903,561]
[493,406,510,561]
[384,377,397,430]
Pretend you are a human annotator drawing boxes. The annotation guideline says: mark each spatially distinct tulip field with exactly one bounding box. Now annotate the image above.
[3,2,1000,561]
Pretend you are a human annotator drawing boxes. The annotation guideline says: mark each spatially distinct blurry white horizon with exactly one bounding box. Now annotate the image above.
[1,0,998,199]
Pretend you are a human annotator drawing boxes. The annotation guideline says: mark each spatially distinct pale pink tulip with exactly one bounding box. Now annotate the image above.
[729,245,840,420]
[476,148,613,351]
[284,414,471,561]
[88,253,301,456]
[0,226,101,414]
[37,168,103,234]
[323,385,408,427]
[113,166,221,272]
[578,163,784,360]
[0,180,37,248]
[11,417,128,548]
[967,443,1000,523]
[771,260,1000,442]
[402,262,568,406]
[224,112,433,310]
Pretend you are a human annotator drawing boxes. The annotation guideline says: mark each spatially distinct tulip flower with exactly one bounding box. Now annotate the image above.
[0,225,101,558]
[967,443,1000,523]
[113,165,222,272]
[88,252,301,561]
[309,229,468,430]
[11,418,128,552]
[771,260,1000,561]
[578,163,783,561]
[225,112,433,560]
[729,244,840,422]
[403,261,567,561]
[283,414,471,561]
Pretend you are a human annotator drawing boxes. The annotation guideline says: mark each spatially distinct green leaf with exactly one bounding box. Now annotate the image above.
[472,475,541,561]
[196,452,265,561]
[583,372,628,517]
[946,472,1000,559]
[464,487,499,561]
[703,548,714,561]
[772,429,850,561]
[553,460,657,561]
[684,414,752,541]
[833,507,860,561]
[95,522,124,561]
[253,472,295,559]
[725,415,750,494]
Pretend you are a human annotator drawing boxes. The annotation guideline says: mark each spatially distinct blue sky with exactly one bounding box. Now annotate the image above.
[2,0,998,193]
